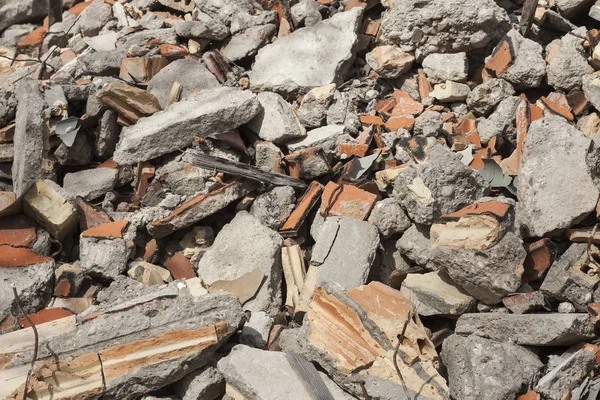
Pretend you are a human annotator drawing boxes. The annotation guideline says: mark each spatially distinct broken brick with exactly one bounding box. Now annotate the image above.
[359,115,384,125]
[442,200,510,221]
[119,57,170,83]
[523,238,556,282]
[280,181,324,237]
[164,252,197,280]
[540,96,574,121]
[320,182,377,220]
[485,37,515,78]
[0,246,53,268]
[75,196,113,231]
[0,215,37,248]
[385,115,415,131]
[18,308,74,328]
[391,90,424,116]
[82,220,129,239]
[339,143,369,158]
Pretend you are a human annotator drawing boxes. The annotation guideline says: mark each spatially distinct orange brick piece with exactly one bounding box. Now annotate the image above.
[442,200,510,221]
[320,182,377,220]
[485,38,515,77]
[19,308,74,328]
[385,115,415,131]
[0,246,53,268]
[0,215,37,247]
[164,252,197,280]
[82,220,129,239]
[392,90,424,116]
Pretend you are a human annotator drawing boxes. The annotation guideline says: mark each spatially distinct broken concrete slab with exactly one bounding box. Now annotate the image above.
[80,234,129,281]
[287,124,354,155]
[249,8,362,94]
[222,24,276,62]
[172,20,229,41]
[546,29,594,91]
[249,186,296,230]
[540,243,599,308]
[113,88,260,164]
[311,216,379,290]
[494,30,546,89]
[455,313,596,346]
[247,92,306,144]
[12,78,47,197]
[239,311,272,348]
[430,231,525,304]
[502,291,546,314]
[516,116,599,238]
[63,167,118,201]
[173,363,224,400]
[535,347,596,400]
[379,0,510,60]
[401,271,476,316]
[147,58,221,107]
[197,211,283,314]
[442,334,543,400]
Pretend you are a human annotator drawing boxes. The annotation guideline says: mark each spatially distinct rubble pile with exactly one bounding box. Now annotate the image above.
[4,0,600,399]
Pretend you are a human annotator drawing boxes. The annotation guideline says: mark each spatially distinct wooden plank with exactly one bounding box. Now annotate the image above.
[183,151,307,189]
[287,353,335,400]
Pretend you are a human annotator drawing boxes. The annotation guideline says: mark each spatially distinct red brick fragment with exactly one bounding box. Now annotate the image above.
[540,96,574,121]
[339,143,369,158]
[485,38,515,77]
[320,182,377,220]
[280,182,324,237]
[359,115,384,126]
[0,215,37,247]
[517,391,541,400]
[442,200,510,221]
[17,26,46,50]
[164,252,197,280]
[391,90,424,116]
[567,90,589,116]
[75,196,112,231]
[385,115,415,131]
[0,246,53,268]
[68,1,93,15]
[81,220,129,239]
[19,308,73,328]
[523,238,556,282]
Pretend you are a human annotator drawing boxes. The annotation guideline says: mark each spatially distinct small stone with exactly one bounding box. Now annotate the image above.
[497,30,546,89]
[395,224,436,270]
[255,141,284,173]
[172,20,229,41]
[414,110,443,137]
[558,302,577,313]
[401,271,476,316]
[546,29,594,91]
[291,0,322,27]
[63,168,118,201]
[455,313,596,346]
[247,92,306,144]
[297,84,336,128]
[430,80,471,102]
[502,291,545,314]
[249,186,296,230]
[365,45,414,80]
[422,52,468,84]
[239,311,273,348]
[78,0,113,37]
[173,363,224,400]
[222,24,276,62]
[367,198,411,238]
[442,334,543,400]
[476,96,520,145]
[466,78,515,116]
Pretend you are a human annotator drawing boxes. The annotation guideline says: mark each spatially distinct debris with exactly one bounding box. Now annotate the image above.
[365,45,414,79]
[248,92,306,144]
[422,52,468,84]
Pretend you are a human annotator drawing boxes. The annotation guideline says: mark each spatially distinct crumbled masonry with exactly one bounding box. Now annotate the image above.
[2,0,600,399]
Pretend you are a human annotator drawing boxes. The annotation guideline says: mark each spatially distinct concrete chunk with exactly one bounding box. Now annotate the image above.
[535,347,596,400]
[173,363,224,400]
[466,78,515,116]
[113,88,261,164]
[197,211,283,314]
[222,24,276,61]
[63,168,118,201]
[455,313,596,346]
[516,116,599,237]
[442,334,543,400]
[312,217,379,290]
[249,8,362,94]
[247,92,306,144]
[422,52,468,84]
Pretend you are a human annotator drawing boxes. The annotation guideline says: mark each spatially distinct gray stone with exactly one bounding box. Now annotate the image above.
[80,236,129,280]
[0,257,54,328]
[582,73,600,112]
[499,30,546,89]
[217,345,319,399]
[0,84,16,127]
[476,96,520,145]
[441,334,543,400]
[12,79,47,197]
[414,110,443,137]
[591,3,600,21]
[422,52,468,84]
[401,272,476,316]
[249,186,296,230]
[116,28,178,49]
[239,311,272,348]
[113,88,260,164]
[379,0,511,61]
[229,10,278,35]
[249,8,362,94]
[55,132,94,166]
[173,20,229,41]
[196,0,257,27]
[95,109,120,159]
[63,168,118,201]
[392,142,487,224]
[159,160,213,197]
[255,141,283,173]
[455,313,596,346]
[197,211,283,314]
[516,116,599,237]
[546,29,594,91]
[540,243,599,308]
[247,92,306,144]
[147,59,220,107]
[395,224,435,270]
[555,0,595,19]
[297,84,336,128]
[173,363,224,400]
[312,217,380,290]
[286,124,354,155]
[365,45,415,80]
[0,0,46,32]
[367,198,411,238]
[78,49,126,77]
[78,0,113,37]
[535,348,596,400]
[222,24,276,61]
[291,0,322,27]
[326,91,361,135]
[139,12,165,30]
[431,231,525,304]
[466,78,515,116]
